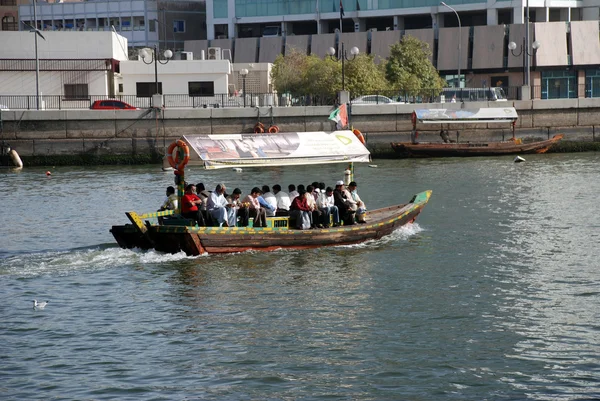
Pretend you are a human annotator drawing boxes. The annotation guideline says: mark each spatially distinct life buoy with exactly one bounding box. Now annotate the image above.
[167,139,190,171]
[353,129,365,145]
[268,125,279,134]
[254,126,264,133]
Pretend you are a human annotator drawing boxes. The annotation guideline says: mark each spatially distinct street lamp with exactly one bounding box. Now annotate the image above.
[440,2,461,90]
[508,0,540,99]
[327,43,359,91]
[240,68,248,108]
[139,45,173,98]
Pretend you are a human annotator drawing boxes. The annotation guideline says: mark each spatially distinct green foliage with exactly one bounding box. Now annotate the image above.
[385,35,445,96]
[270,36,445,99]
[344,54,388,96]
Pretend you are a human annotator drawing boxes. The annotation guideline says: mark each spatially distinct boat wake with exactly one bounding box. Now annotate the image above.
[337,222,424,250]
[0,245,203,278]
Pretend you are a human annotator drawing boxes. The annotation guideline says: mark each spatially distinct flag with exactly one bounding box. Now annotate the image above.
[328,103,348,129]
[340,0,345,17]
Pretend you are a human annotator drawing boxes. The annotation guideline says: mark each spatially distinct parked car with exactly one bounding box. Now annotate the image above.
[351,95,403,105]
[90,100,138,110]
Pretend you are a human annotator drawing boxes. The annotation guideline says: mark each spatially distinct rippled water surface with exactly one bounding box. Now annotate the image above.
[1,154,599,400]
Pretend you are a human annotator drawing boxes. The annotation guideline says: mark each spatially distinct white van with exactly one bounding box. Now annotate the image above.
[262,26,281,37]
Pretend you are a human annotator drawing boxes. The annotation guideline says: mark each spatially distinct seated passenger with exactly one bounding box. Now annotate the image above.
[157,186,178,225]
[347,181,367,223]
[273,184,291,216]
[318,186,340,227]
[305,185,322,228]
[226,188,249,227]
[181,184,206,226]
[261,185,278,217]
[207,183,229,227]
[290,187,312,230]
[242,187,267,227]
[333,180,355,225]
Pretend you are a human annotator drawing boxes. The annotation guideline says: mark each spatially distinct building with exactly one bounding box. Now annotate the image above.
[1,0,27,32]
[206,0,600,40]
[0,31,237,109]
[18,0,206,52]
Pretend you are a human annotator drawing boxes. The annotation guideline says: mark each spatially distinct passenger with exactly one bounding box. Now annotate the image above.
[181,184,206,226]
[333,180,355,225]
[243,187,267,227]
[195,183,210,212]
[273,184,291,216]
[347,181,367,223]
[288,184,299,201]
[261,185,278,217]
[290,186,312,229]
[207,183,229,227]
[318,186,340,227]
[311,181,320,202]
[157,186,178,225]
[226,188,249,227]
[305,185,322,228]
[257,188,276,217]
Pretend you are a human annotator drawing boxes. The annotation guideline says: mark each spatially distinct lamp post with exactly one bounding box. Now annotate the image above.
[327,42,359,92]
[139,45,173,100]
[240,68,248,108]
[440,2,461,90]
[508,0,540,100]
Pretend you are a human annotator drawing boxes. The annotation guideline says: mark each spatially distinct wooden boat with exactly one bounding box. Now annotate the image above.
[391,107,563,157]
[110,131,432,255]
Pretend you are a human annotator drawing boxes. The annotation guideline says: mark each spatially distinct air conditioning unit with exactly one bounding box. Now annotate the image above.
[207,47,222,60]
[176,51,193,60]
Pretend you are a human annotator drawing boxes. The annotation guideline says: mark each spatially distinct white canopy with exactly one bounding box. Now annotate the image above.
[414,107,518,124]
[181,130,371,169]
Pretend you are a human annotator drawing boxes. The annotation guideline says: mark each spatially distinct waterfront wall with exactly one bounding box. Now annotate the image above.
[2,99,600,160]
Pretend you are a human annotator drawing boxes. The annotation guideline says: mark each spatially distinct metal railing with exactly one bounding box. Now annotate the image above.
[0,86,596,110]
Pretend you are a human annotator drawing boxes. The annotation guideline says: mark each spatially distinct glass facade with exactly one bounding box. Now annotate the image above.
[214,0,228,18]
[233,0,483,18]
[585,69,600,98]
[541,70,577,99]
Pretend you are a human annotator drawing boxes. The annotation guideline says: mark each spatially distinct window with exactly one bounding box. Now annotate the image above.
[137,82,162,97]
[189,81,215,96]
[173,20,185,33]
[64,84,89,100]
[149,19,155,32]
[541,71,577,99]
[585,69,600,98]
[118,83,124,93]
[2,16,18,31]
[0,0,17,6]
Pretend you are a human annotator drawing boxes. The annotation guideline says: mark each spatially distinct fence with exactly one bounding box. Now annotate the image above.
[0,86,597,110]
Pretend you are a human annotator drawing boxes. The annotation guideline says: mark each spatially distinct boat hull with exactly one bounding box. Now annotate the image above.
[391,135,563,157]
[111,191,432,255]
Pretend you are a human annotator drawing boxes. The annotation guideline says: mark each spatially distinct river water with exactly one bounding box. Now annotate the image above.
[1,153,599,400]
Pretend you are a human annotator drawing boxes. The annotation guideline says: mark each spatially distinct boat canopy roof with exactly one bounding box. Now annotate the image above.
[413,107,518,124]
[181,130,371,169]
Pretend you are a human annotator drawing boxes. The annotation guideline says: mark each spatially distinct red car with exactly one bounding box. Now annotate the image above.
[90,100,138,110]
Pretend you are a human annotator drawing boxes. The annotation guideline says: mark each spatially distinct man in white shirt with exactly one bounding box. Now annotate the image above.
[318,186,340,227]
[207,183,229,227]
[273,184,291,216]
[288,184,299,201]
[261,185,278,217]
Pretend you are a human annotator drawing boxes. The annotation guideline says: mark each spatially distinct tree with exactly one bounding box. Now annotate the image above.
[270,49,310,95]
[344,53,388,97]
[385,35,445,97]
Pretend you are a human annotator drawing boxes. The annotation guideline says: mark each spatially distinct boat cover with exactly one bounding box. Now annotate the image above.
[181,131,371,169]
[414,107,518,124]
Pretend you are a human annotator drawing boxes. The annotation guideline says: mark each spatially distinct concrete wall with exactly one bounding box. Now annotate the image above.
[3,100,600,158]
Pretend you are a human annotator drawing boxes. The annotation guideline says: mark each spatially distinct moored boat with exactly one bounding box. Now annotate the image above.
[391,107,563,157]
[110,130,432,255]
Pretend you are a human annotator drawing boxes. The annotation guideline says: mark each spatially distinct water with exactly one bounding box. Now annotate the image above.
[1,154,600,400]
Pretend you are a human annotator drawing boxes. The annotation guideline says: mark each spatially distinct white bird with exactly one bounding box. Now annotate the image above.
[233,167,243,172]
[33,300,48,309]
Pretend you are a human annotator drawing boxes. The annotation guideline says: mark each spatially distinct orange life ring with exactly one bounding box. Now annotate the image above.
[268,125,279,134]
[353,129,365,145]
[254,122,264,129]
[167,139,190,171]
[254,126,264,133]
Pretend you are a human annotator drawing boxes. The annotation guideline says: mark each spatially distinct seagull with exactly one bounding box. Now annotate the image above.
[33,300,48,309]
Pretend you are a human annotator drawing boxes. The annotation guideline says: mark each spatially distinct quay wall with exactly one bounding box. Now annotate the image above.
[2,99,600,161]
